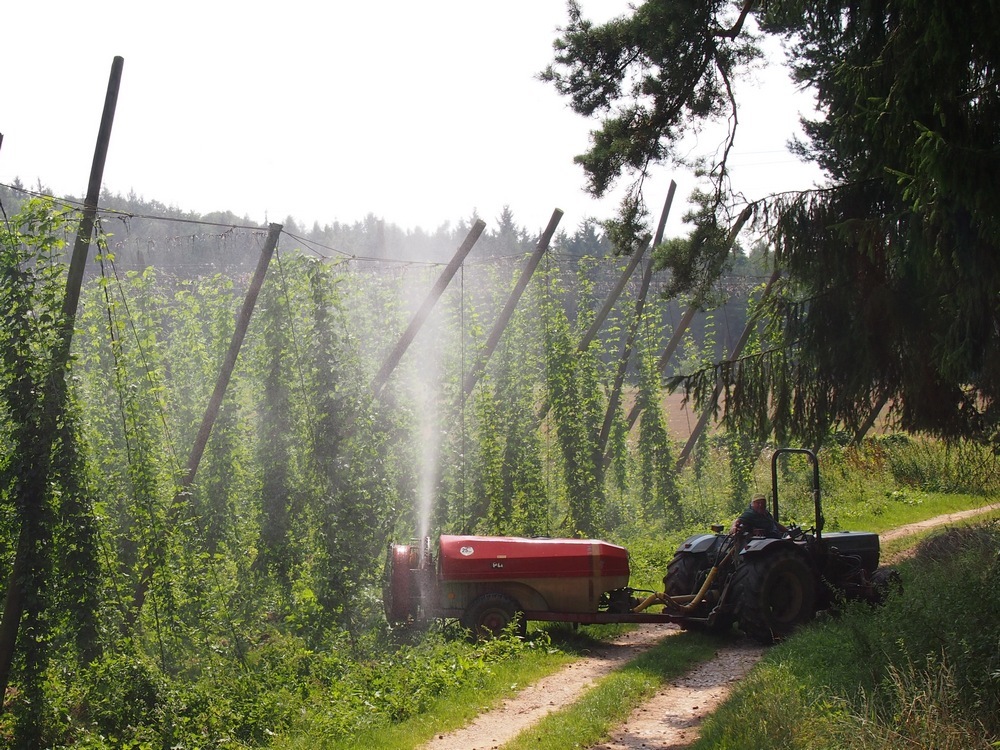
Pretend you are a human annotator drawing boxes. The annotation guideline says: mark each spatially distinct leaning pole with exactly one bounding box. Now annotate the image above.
[372,219,487,399]
[0,56,124,709]
[462,209,563,396]
[623,204,754,433]
[598,182,677,463]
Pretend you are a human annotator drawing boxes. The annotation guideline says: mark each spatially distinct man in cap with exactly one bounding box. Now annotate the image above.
[731,494,787,538]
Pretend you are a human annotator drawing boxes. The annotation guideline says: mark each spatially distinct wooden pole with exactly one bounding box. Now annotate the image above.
[183,223,282,484]
[624,205,753,432]
[599,182,678,463]
[372,219,486,399]
[0,56,123,710]
[675,268,781,469]
[60,56,125,330]
[463,209,562,396]
[853,391,890,445]
[536,182,678,425]
[599,258,653,466]
[580,181,676,353]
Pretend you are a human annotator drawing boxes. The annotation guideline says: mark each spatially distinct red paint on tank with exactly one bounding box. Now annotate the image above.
[438,534,630,581]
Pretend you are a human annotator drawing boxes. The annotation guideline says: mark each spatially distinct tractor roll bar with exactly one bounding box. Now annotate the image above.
[770,447,824,541]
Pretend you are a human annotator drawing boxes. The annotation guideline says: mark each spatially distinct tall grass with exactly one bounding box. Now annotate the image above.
[841,656,994,750]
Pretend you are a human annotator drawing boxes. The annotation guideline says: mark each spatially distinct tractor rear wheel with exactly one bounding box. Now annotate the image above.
[461,593,526,640]
[733,549,816,643]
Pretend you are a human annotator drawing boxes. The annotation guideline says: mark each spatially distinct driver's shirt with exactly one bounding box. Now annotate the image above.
[737,507,782,538]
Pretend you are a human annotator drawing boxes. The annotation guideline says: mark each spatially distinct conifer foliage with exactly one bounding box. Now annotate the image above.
[545,0,1000,447]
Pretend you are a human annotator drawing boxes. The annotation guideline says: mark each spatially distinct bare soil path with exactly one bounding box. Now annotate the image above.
[590,640,765,750]
[879,503,1000,549]
[420,624,683,750]
[419,503,999,750]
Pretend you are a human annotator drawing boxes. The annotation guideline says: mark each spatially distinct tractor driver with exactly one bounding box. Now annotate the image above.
[731,494,787,538]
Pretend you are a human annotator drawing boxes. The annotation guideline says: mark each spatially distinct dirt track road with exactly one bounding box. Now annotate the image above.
[419,504,999,750]
[590,640,765,750]
[880,503,1000,545]
[420,625,683,750]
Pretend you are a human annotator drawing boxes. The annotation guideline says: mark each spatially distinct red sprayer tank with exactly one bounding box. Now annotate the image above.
[384,534,631,630]
[437,534,630,613]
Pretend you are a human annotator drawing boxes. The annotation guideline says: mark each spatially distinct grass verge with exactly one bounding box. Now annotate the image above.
[328,623,668,749]
[273,633,572,750]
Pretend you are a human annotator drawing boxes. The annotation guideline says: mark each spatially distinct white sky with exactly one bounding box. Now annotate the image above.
[2,1,822,239]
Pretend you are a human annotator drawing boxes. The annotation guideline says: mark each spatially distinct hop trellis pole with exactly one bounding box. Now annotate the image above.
[0,56,123,709]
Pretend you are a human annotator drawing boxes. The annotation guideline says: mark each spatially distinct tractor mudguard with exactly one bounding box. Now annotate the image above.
[738,536,793,556]
[676,533,723,556]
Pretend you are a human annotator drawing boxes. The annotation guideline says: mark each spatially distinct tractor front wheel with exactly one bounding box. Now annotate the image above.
[733,549,816,643]
[871,566,903,605]
[461,593,526,640]
[663,552,706,597]
[664,552,734,634]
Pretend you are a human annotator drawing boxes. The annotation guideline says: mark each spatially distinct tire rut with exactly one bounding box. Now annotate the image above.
[590,640,765,750]
[419,624,682,750]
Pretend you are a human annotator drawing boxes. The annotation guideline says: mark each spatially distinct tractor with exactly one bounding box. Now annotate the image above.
[654,447,900,641]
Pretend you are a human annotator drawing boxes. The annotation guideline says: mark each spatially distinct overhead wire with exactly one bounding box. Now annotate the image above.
[4,181,648,277]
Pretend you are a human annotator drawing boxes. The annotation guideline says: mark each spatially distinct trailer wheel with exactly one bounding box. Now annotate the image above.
[461,593,526,640]
[733,549,816,643]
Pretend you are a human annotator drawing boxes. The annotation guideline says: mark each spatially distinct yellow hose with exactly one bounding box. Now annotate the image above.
[633,541,738,614]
